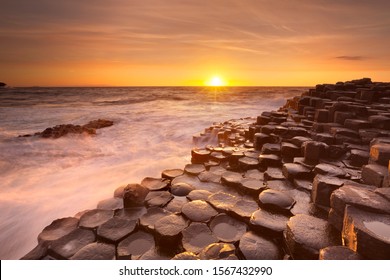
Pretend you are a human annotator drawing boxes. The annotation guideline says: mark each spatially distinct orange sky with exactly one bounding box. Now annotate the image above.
[1,0,389,86]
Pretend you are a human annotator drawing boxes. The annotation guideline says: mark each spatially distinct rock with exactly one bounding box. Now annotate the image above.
[113,185,126,198]
[172,252,200,260]
[139,248,170,260]
[254,133,271,150]
[83,119,114,130]
[282,163,312,181]
[361,163,388,187]
[207,192,239,212]
[97,217,137,244]
[369,115,390,130]
[198,171,221,183]
[0,82,6,87]
[170,182,195,196]
[239,178,265,195]
[187,189,212,201]
[221,171,243,188]
[311,175,344,207]
[209,214,247,242]
[139,207,171,231]
[291,136,312,147]
[330,185,390,218]
[21,243,49,260]
[154,214,188,248]
[145,191,173,207]
[284,214,338,259]
[264,167,284,180]
[117,231,155,259]
[244,169,264,180]
[293,179,312,192]
[79,209,114,229]
[261,143,281,155]
[191,148,211,163]
[198,243,237,260]
[97,197,123,210]
[181,200,218,222]
[314,109,329,123]
[115,207,147,221]
[141,177,169,191]
[303,141,327,165]
[265,179,294,192]
[231,199,259,220]
[38,217,79,243]
[250,209,289,234]
[123,184,150,208]
[182,222,218,253]
[343,206,390,259]
[238,156,259,170]
[161,169,183,180]
[48,228,95,259]
[370,143,390,166]
[281,142,301,159]
[319,246,363,260]
[314,163,347,178]
[239,231,281,260]
[184,164,206,175]
[258,154,281,167]
[259,189,295,212]
[70,243,115,260]
[164,196,187,213]
[349,149,369,167]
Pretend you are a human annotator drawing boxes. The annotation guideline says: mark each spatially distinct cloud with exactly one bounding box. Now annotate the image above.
[335,56,365,61]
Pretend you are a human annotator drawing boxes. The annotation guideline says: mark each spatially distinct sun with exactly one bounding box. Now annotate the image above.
[207,76,227,86]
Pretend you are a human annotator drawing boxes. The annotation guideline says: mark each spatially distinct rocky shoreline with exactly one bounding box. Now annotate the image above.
[22,78,390,260]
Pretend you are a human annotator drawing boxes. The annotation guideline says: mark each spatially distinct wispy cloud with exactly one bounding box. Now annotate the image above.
[335,56,365,61]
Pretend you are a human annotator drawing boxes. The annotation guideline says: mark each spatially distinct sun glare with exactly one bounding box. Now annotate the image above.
[207,76,226,87]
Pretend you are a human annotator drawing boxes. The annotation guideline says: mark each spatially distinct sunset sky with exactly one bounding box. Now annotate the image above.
[1,0,389,86]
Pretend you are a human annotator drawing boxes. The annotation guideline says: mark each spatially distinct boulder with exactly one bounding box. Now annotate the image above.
[123,184,149,208]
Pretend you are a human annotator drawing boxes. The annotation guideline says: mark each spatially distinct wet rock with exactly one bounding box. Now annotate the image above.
[231,199,259,220]
[303,141,327,165]
[210,214,247,242]
[319,246,363,260]
[97,197,123,210]
[314,163,347,178]
[239,178,265,195]
[70,243,115,260]
[238,156,259,170]
[141,177,169,191]
[282,163,312,181]
[182,200,218,222]
[221,171,243,188]
[139,207,171,231]
[182,222,218,253]
[258,154,281,167]
[161,169,183,180]
[330,185,390,222]
[83,119,114,130]
[123,184,150,208]
[184,164,206,175]
[145,191,173,207]
[117,231,155,259]
[198,243,237,260]
[97,217,137,244]
[172,252,200,260]
[250,209,289,234]
[154,214,187,248]
[254,133,271,150]
[79,209,114,229]
[198,171,221,183]
[259,189,295,213]
[281,142,301,159]
[343,206,390,259]
[191,148,211,163]
[187,189,212,201]
[115,207,147,221]
[239,231,281,260]
[170,182,195,196]
[361,163,388,187]
[38,217,79,243]
[207,192,239,212]
[284,214,338,259]
[48,228,95,259]
[370,143,390,166]
[312,175,344,207]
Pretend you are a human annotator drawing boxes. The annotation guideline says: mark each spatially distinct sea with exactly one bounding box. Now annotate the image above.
[0,86,307,259]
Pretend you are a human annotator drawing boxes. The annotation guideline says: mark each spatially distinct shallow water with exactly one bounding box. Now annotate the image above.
[0,86,305,259]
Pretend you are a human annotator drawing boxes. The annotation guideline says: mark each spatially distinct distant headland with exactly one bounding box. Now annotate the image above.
[0,82,6,87]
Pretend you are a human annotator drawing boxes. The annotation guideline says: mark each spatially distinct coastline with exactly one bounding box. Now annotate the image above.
[22,78,390,260]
